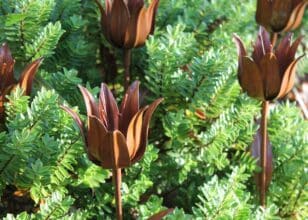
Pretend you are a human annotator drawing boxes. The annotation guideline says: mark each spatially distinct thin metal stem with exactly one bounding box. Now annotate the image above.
[123,49,131,91]
[260,101,269,207]
[113,168,123,220]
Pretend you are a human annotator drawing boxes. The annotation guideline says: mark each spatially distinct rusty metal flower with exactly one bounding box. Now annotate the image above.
[0,43,42,121]
[233,27,304,101]
[62,81,162,169]
[256,0,307,33]
[94,0,160,49]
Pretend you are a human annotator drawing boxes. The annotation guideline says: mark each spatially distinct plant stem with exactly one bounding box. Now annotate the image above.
[123,49,131,91]
[113,168,122,220]
[260,101,269,207]
[270,32,278,48]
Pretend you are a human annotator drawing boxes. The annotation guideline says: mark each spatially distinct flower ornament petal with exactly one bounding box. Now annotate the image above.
[233,34,247,62]
[277,54,305,98]
[124,7,144,48]
[94,0,109,37]
[256,0,272,29]
[61,106,86,144]
[275,33,293,67]
[259,27,271,54]
[252,27,272,64]
[134,0,159,47]
[0,43,15,90]
[19,58,43,95]
[148,0,160,35]
[271,0,294,32]
[99,83,119,131]
[87,116,108,163]
[95,127,131,169]
[283,1,307,31]
[109,0,130,47]
[126,107,146,160]
[148,208,174,220]
[239,57,264,100]
[119,80,140,135]
[275,34,303,73]
[78,85,99,118]
[288,35,304,59]
[132,98,163,163]
[259,53,281,100]
[126,0,144,14]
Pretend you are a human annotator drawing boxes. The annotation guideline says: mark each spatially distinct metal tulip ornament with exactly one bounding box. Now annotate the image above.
[62,81,162,220]
[233,27,305,207]
[0,43,42,123]
[94,0,160,89]
[256,0,307,45]
[256,0,307,33]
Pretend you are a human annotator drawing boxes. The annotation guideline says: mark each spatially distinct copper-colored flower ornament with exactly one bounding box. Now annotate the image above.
[233,27,304,101]
[62,81,163,169]
[94,0,160,49]
[0,43,42,122]
[256,0,307,33]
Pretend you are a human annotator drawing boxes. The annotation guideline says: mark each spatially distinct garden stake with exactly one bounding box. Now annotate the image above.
[234,27,304,207]
[124,49,132,90]
[113,168,122,220]
[62,81,162,219]
[260,101,269,207]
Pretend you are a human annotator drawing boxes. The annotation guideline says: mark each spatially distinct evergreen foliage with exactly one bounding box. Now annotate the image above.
[0,0,306,219]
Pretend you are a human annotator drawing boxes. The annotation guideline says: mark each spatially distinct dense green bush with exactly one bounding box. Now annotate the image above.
[0,0,307,219]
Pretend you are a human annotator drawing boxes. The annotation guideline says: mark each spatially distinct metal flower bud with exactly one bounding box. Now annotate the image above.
[233,27,304,101]
[94,0,160,49]
[256,0,307,33]
[62,81,162,169]
[0,43,42,121]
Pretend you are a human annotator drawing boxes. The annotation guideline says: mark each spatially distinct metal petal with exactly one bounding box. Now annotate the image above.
[61,106,86,145]
[92,125,131,169]
[94,0,109,38]
[87,115,108,163]
[131,98,163,163]
[252,27,271,64]
[119,81,140,135]
[288,35,303,60]
[258,53,281,100]
[126,107,146,160]
[99,83,119,131]
[275,33,292,73]
[239,57,264,100]
[277,54,305,99]
[270,0,293,32]
[259,27,271,54]
[255,0,272,30]
[19,58,43,95]
[78,85,99,118]
[283,1,307,32]
[233,34,247,61]
[109,0,130,47]
[0,43,15,90]
[124,6,143,48]
[148,0,160,35]
[126,0,144,14]
[148,208,174,220]
[134,0,159,47]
